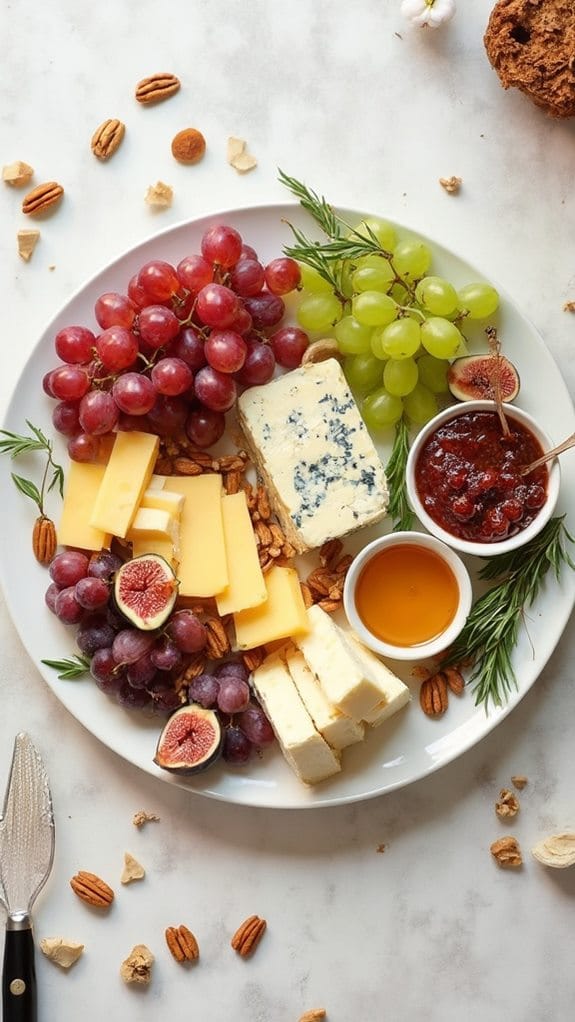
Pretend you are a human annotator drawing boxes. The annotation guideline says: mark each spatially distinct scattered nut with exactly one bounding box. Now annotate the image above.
[32,515,56,564]
[3,160,34,186]
[563,301,575,313]
[120,944,154,986]
[376,844,386,854]
[227,136,257,174]
[132,809,160,828]
[531,832,575,869]
[22,182,64,216]
[490,836,523,868]
[443,667,464,695]
[135,73,181,104]
[40,937,84,970]
[495,788,520,819]
[17,229,41,263]
[91,118,125,161]
[301,338,342,366]
[165,924,200,962]
[231,914,267,957]
[70,870,114,908]
[171,128,206,164]
[121,852,145,884]
[145,181,173,208]
[299,1012,327,1021]
[511,775,528,790]
[439,175,462,194]
[419,673,448,718]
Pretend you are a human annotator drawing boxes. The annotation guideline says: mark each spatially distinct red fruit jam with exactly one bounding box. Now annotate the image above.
[414,410,548,543]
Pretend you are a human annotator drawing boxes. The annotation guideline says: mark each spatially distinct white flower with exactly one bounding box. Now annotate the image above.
[401,0,456,28]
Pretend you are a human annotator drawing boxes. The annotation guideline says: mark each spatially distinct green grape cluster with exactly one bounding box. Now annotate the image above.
[294,216,500,431]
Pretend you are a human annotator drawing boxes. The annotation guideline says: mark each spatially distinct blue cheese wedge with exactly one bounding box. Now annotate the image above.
[294,605,407,720]
[285,648,365,750]
[344,633,411,726]
[237,358,388,553]
[251,654,341,785]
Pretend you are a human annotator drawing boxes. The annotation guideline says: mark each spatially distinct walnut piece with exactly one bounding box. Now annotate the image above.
[439,175,462,194]
[495,788,520,819]
[40,937,84,969]
[227,136,257,173]
[3,160,34,186]
[511,774,528,790]
[120,944,154,986]
[132,809,160,828]
[490,836,523,868]
[121,852,145,884]
[531,833,575,869]
[563,301,575,312]
[145,181,173,208]
[17,229,40,262]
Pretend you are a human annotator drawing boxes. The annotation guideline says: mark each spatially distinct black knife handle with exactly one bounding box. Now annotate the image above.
[2,925,36,1022]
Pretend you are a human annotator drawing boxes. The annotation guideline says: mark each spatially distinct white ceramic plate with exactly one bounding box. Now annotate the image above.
[1,203,574,809]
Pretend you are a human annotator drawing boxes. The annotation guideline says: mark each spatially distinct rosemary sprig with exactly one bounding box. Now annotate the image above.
[278,169,342,239]
[441,516,575,710]
[385,418,414,532]
[0,420,64,514]
[41,655,90,680]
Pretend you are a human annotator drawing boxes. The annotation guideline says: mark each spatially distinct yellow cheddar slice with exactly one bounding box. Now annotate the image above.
[58,462,112,551]
[141,488,185,515]
[90,431,159,538]
[234,565,309,650]
[215,492,267,615]
[130,535,177,567]
[167,475,228,597]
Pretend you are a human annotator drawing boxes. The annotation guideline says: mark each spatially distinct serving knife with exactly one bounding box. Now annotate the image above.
[0,733,55,1022]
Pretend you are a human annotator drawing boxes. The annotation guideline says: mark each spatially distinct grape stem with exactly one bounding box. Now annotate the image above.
[385,417,414,533]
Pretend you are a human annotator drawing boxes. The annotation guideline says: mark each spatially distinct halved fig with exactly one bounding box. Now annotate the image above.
[447,353,520,403]
[154,704,222,774]
[114,554,178,630]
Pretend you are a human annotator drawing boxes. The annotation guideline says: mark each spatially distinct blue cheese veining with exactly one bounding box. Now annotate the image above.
[238,359,389,553]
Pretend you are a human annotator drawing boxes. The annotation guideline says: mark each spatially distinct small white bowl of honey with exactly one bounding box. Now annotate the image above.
[343,531,473,661]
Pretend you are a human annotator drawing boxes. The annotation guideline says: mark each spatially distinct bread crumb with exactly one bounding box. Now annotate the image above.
[120,944,154,986]
[439,176,462,194]
[132,810,160,828]
[145,181,173,207]
[17,229,40,262]
[227,137,257,174]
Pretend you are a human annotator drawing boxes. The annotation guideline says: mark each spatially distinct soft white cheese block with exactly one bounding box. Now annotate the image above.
[148,474,168,490]
[344,633,411,726]
[128,507,179,546]
[237,358,388,553]
[294,605,396,719]
[285,648,365,751]
[141,488,185,515]
[251,654,341,785]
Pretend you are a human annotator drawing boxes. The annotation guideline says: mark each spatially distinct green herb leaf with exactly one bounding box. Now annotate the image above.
[441,515,574,710]
[385,418,414,532]
[0,421,65,515]
[41,655,90,680]
[11,473,42,508]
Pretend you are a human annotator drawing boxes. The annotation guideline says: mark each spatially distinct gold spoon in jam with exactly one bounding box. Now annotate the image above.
[519,430,575,477]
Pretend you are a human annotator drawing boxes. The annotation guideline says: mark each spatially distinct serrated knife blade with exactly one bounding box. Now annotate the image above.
[0,733,55,1022]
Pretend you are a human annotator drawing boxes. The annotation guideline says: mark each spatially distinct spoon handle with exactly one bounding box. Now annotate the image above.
[520,430,575,476]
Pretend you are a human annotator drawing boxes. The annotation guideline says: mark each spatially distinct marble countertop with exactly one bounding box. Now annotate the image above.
[1,2,574,1019]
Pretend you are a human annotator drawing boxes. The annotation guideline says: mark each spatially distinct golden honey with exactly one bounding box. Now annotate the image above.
[354,543,459,647]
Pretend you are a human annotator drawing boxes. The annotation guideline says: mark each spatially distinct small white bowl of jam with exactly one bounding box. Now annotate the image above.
[343,531,473,661]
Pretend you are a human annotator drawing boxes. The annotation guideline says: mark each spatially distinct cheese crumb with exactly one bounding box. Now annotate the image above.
[227,137,257,174]
[3,160,34,186]
[40,937,84,969]
[17,229,40,262]
[145,181,173,207]
[121,851,146,884]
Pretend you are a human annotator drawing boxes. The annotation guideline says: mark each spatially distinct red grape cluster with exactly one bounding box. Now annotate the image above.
[44,549,275,759]
[44,225,309,459]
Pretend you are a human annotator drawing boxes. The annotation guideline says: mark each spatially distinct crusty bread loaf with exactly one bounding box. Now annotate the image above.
[484,0,575,118]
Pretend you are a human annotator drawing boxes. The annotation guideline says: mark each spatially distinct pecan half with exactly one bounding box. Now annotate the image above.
[443,667,464,695]
[495,789,520,819]
[319,538,343,569]
[165,924,199,962]
[317,598,342,613]
[300,582,313,609]
[205,617,230,659]
[231,915,266,958]
[173,457,203,476]
[70,870,114,908]
[242,647,265,672]
[490,836,522,868]
[224,470,241,494]
[135,73,181,104]
[419,673,448,718]
[91,118,125,160]
[299,1012,327,1022]
[32,515,56,565]
[22,181,64,216]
